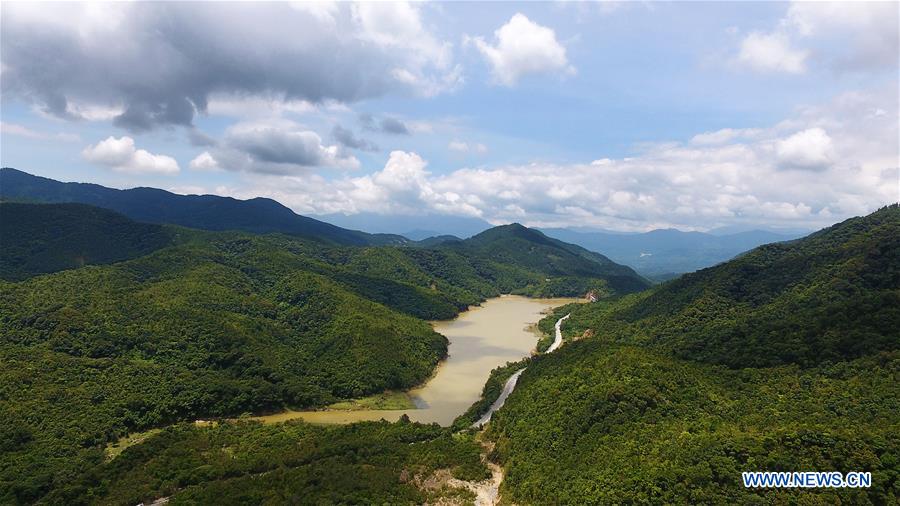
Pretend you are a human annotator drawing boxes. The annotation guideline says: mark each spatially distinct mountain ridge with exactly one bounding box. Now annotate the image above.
[0,168,408,247]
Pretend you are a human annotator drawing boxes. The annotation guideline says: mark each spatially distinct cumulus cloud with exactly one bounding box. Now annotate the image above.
[332,125,379,152]
[0,2,459,131]
[736,32,807,74]
[776,128,835,170]
[196,119,359,174]
[786,2,899,71]
[733,1,898,74]
[82,136,179,174]
[467,13,575,86]
[379,117,411,135]
[359,113,411,135]
[189,151,220,171]
[207,87,896,231]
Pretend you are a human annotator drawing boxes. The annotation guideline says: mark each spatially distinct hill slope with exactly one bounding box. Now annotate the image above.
[0,203,176,280]
[558,204,900,368]
[0,235,451,502]
[487,205,900,504]
[0,202,649,502]
[443,223,651,296]
[0,168,406,246]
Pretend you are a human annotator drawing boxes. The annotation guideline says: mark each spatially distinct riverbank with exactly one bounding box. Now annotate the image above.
[254,296,578,426]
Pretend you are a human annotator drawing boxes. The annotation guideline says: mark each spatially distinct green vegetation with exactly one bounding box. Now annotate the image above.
[490,345,899,504]
[43,420,489,505]
[0,201,646,503]
[561,205,900,368]
[486,205,900,504]
[0,203,175,280]
[327,391,416,411]
[442,223,651,296]
[451,359,531,431]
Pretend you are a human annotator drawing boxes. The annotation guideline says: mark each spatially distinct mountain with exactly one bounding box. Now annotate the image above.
[414,234,463,247]
[0,203,177,281]
[558,204,899,367]
[486,205,900,504]
[0,202,648,503]
[540,226,803,279]
[316,211,493,239]
[0,168,408,246]
[442,223,652,297]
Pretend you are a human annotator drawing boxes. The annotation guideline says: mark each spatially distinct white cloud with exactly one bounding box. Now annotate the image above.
[468,13,575,86]
[352,2,462,96]
[786,1,898,71]
[448,140,488,154]
[0,121,79,142]
[733,1,898,75]
[776,128,835,170]
[691,128,762,146]
[1,1,460,130]
[82,136,179,174]
[189,151,220,171]
[290,1,339,27]
[736,31,807,74]
[214,87,896,231]
[206,94,317,118]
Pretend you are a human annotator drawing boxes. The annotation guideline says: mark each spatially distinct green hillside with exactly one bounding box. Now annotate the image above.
[556,204,900,368]
[442,223,651,297]
[0,168,408,246]
[0,202,650,503]
[0,203,175,281]
[486,205,900,504]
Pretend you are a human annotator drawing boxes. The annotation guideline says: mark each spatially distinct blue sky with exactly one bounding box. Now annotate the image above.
[1,1,897,231]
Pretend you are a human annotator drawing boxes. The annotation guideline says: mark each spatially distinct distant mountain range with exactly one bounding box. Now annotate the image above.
[0,168,408,247]
[1,168,806,279]
[539,227,805,280]
[315,212,493,241]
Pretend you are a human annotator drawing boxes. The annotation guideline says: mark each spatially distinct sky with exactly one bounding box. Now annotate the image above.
[1,1,898,232]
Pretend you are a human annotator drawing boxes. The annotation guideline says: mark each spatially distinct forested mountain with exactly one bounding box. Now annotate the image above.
[551,204,899,368]
[0,200,649,503]
[0,203,176,280]
[487,205,900,504]
[441,223,651,296]
[541,226,803,279]
[0,168,407,246]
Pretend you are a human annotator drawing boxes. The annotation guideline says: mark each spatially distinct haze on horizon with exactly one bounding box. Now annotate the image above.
[1,1,897,233]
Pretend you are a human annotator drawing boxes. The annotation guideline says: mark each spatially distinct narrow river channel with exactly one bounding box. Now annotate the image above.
[255,295,577,426]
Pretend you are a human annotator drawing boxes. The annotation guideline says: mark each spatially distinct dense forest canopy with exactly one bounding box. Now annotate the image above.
[0,202,177,280]
[1,190,894,504]
[487,205,900,504]
[0,201,647,503]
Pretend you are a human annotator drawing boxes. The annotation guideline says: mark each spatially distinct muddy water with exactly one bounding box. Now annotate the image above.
[256,295,577,426]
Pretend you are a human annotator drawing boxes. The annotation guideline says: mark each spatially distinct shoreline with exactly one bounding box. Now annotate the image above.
[253,295,579,425]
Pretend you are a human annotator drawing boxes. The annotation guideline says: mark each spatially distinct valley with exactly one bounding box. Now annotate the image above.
[256,295,578,426]
[0,170,896,505]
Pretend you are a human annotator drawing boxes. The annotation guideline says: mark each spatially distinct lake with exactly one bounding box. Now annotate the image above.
[255,295,577,426]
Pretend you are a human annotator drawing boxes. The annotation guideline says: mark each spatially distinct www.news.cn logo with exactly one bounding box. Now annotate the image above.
[742,471,872,488]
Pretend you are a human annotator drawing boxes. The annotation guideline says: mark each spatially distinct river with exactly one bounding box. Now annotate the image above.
[255,295,577,426]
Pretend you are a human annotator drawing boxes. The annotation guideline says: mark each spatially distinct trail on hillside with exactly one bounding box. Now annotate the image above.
[471,313,571,428]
